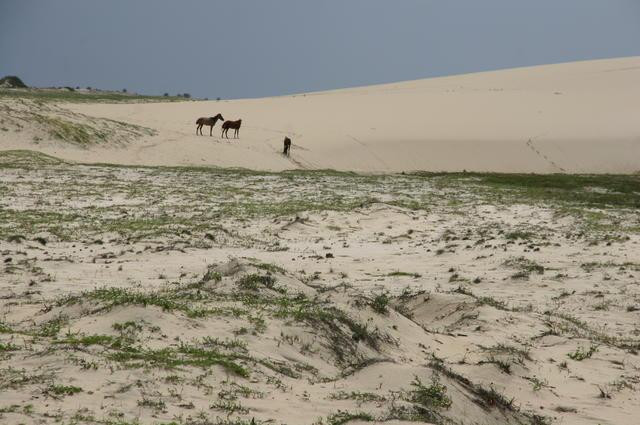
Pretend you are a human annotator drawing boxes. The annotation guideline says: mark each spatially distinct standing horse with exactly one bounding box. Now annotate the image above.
[196,113,224,136]
[221,119,242,139]
[283,137,291,156]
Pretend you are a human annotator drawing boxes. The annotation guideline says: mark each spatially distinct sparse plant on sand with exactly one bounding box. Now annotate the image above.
[567,345,598,361]
[370,292,390,314]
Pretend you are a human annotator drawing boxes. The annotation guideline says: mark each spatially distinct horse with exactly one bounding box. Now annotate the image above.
[196,113,224,136]
[221,119,242,139]
[283,137,291,156]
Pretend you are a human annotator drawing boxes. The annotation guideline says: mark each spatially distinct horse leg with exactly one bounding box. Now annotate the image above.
[209,125,213,136]
[196,124,201,135]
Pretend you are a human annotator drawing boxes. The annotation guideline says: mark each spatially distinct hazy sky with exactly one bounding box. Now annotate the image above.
[2,0,639,99]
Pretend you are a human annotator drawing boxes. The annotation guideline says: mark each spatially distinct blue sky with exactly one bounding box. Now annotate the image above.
[2,0,639,99]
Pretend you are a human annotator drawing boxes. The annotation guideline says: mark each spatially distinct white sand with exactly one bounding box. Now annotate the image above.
[37,56,635,173]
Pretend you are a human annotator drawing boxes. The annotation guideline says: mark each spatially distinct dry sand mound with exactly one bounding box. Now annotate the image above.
[0,257,546,425]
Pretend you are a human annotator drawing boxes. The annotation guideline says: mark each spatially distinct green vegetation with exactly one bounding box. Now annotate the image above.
[137,398,166,411]
[210,400,249,415]
[567,345,598,361]
[328,391,386,404]
[45,384,83,397]
[467,172,640,209]
[108,345,249,377]
[0,150,67,168]
[253,262,287,274]
[480,343,532,362]
[0,87,187,103]
[387,271,421,278]
[0,150,638,425]
[504,256,545,277]
[0,76,27,88]
[237,274,278,291]
[59,287,204,316]
[325,411,374,425]
[39,114,101,145]
[408,375,452,410]
[370,292,390,314]
[0,342,19,352]
[505,230,534,240]
[1,150,637,244]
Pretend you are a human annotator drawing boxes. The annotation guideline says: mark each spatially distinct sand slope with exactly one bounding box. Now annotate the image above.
[2,156,640,424]
[4,56,640,172]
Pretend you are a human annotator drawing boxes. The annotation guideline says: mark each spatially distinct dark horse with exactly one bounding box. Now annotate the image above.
[196,113,224,136]
[283,137,291,156]
[221,119,242,139]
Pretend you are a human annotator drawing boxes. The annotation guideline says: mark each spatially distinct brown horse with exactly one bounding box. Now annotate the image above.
[196,113,224,136]
[283,137,291,156]
[221,119,242,139]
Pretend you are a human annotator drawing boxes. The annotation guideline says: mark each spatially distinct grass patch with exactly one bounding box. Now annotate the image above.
[325,411,375,425]
[387,271,422,278]
[567,345,598,361]
[505,230,534,240]
[471,173,640,209]
[108,344,249,377]
[370,292,390,315]
[0,343,19,352]
[0,150,69,168]
[328,390,386,404]
[39,115,97,145]
[408,375,452,410]
[237,274,278,291]
[253,262,287,274]
[504,256,544,275]
[45,384,83,397]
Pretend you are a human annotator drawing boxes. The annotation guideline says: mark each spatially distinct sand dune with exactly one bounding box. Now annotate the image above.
[1,57,638,173]
[2,154,639,424]
[44,56,637,173]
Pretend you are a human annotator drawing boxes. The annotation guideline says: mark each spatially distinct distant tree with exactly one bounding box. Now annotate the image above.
[163,92,169,97]
[0,75,28,88]
[216,97,221,101]
[183,93,191,99]
[122,88,127,93]
[86,86,92,90]
[75,86,80,89]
